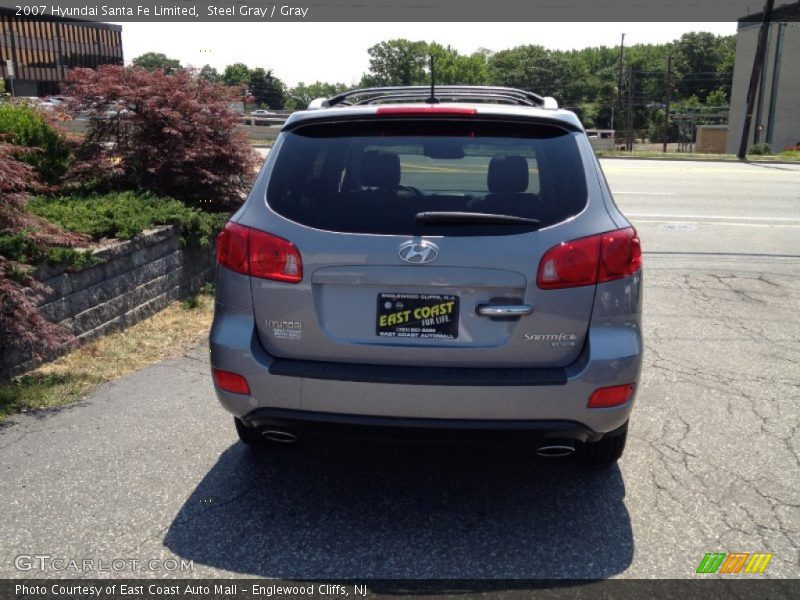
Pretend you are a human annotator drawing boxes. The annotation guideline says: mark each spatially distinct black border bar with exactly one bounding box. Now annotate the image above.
[1,1,799,23]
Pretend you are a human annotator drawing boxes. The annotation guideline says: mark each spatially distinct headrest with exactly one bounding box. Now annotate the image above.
[487,156,529,194]
[361,151,401,188]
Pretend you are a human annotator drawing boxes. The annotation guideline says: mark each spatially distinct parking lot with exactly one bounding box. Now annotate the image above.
[0,158,798,579]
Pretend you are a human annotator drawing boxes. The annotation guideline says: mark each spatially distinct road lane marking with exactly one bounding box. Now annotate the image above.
[614,192,676,195]
[627,213,800,223]
[603,167,799,175]
[633,220,800,228]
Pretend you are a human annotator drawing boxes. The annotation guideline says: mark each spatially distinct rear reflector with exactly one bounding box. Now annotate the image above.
[537,227,641,289]
[212,369,251,395]
[216,222,303,283]
[588,384,634,408]
[376,106,477,116]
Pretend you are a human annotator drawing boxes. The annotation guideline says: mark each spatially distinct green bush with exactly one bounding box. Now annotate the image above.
[0,102,71,183]
[748,143,772,155]
[27,191,228,247]
[0,231,40,263]
[0,231,100,269]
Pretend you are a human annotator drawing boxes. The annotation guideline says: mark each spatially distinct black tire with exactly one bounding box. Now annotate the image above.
[577,423,628,467]
[234,417,265,450]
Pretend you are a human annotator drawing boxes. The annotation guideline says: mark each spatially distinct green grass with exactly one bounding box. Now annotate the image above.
[0,372,101,420]
[28,191,229,247]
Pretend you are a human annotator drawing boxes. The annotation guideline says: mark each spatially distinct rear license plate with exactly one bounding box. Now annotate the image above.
[377,293,459,339]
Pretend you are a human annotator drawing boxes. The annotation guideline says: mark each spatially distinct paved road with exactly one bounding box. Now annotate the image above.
[1,160,798,580]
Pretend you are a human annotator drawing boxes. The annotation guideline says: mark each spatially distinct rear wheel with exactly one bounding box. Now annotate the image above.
[576,423,628,467]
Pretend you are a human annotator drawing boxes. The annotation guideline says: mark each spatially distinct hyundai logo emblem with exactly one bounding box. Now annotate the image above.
[398,241,439,264]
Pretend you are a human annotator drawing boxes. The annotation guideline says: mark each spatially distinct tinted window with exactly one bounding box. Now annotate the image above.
[267,119,587,236]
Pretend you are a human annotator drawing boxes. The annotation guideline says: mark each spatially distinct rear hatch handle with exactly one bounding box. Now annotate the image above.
[476,304,533,318]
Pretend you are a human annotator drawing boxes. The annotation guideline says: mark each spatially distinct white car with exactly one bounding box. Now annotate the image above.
[250,109,277,116]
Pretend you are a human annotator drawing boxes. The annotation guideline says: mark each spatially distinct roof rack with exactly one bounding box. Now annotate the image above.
[322,86,548,108]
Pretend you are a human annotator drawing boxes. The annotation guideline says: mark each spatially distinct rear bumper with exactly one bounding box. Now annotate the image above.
[241,408,628,443]
[209,303,643,436]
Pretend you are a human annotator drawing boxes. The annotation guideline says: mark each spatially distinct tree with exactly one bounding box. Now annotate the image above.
[361,40,489,88]
[198,64,219,83]
[131,52,182,74]
[488,45,564,95]
[64,65,259,209]
[248,68,286,109]
[285,81,349,110]
[221,62,251,87]
[427,44,489,85]
[366,39,429,86]
[705,87,728,107]
[673,33,735,102]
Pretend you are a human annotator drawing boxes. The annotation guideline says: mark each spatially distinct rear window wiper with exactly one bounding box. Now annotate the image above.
[415,212,541,227]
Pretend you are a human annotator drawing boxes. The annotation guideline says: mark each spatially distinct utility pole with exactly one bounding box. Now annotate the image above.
[663,55,672,153]
[626,68,635,151]
[613,33,625,141]
[738,0,775,159]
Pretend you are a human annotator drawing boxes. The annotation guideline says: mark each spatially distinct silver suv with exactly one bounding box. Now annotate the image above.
[210,86,642,466]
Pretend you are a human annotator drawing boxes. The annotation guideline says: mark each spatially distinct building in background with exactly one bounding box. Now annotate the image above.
[726,1,800,154]
[0,8,122,97]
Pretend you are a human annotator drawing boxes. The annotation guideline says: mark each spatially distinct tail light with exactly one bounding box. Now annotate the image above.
[537,227,641,289]
[216,222,302,283]
[212,369,251,395]
[588,384,634,408]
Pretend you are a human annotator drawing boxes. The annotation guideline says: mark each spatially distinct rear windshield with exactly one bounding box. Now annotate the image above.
[266,119,588,236]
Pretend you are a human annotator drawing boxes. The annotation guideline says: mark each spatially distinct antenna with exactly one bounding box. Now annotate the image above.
[427,55,439,104]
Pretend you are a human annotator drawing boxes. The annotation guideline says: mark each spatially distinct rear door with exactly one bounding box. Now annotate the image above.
[244,115,612,368]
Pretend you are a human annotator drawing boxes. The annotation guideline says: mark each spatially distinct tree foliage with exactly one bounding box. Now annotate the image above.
[222,62,251,87]
[248,68,286,109]
[0,102,72,184]
[63,65,259,210]
[354,33,734,130]
[198,64,219,83]
[361,39,490,87]
[365,39,430,86]
[285,81,349,110]
[131,52,182,74]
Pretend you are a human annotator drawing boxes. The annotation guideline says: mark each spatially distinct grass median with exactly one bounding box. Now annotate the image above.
[0,291,214,423]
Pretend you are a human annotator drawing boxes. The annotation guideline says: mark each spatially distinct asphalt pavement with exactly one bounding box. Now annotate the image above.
[0,159,798,579]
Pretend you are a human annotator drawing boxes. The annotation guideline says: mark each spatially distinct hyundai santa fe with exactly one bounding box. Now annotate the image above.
[210,85,643,466]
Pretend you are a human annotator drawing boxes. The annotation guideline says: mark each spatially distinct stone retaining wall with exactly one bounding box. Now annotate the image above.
[1,226,214,381]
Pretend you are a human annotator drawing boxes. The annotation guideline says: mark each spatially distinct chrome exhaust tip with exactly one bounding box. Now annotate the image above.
[261,428,298,444]
[536,442,575,457]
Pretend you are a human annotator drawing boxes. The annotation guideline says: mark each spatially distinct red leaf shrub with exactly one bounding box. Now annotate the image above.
[0,256,76,371]
[1,144,80,373]
[0,140,43,213]
[0,140,85,246]
[64,66,260,210]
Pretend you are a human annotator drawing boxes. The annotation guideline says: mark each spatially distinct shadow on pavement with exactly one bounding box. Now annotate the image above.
[164,439,633,578]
